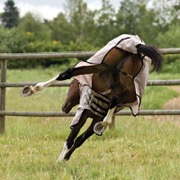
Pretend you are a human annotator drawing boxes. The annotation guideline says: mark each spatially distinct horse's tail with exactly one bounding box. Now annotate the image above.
[136,44,163,72]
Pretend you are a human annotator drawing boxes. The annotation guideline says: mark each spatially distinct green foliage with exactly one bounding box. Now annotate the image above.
[156,22,180,48]
[48,13,72,44]
[150,0,179,26]
[94,0,116,45]
[142,86,179,109]
[1,116,179,179]
[161,55,180,73]
[18,13,52,42]
[0,26,27,53]
[156,21,180,73]
[0,0,179,71]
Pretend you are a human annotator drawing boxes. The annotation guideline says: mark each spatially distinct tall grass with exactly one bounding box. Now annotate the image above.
[0,69,179,179]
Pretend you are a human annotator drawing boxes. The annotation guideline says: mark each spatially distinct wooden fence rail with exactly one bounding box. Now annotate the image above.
[0,48,180,134]
[0,48,180,61]
[0,80,180,88]
[0,110,180,117]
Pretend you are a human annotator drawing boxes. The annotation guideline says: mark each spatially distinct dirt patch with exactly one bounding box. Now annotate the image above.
[169,86,180,93]
[163,97,180,109]
[162,86,180,110]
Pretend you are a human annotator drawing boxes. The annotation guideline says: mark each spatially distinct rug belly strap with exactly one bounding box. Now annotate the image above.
[89,89,110,117]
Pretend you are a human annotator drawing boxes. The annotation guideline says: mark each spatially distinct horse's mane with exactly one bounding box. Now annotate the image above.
[136,44,163,72]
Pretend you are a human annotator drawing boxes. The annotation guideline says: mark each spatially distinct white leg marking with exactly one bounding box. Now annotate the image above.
[103,107,116,125]
[57,142,69,162]
[34,75,59,91]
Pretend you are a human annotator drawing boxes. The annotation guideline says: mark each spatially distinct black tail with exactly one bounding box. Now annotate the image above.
[136,44,163,72]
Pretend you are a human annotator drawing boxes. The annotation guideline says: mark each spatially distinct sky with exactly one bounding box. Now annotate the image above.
[0,0,120,20]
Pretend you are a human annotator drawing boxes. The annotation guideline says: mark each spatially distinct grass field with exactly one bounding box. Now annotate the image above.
[0,69,180,180]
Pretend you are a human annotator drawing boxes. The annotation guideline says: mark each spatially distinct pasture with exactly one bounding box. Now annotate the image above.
[0,69,180,179]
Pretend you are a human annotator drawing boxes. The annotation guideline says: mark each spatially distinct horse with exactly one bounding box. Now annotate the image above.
[22,34,163,161]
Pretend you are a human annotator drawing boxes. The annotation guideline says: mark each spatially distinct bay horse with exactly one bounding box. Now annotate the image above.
[23,34,163,161]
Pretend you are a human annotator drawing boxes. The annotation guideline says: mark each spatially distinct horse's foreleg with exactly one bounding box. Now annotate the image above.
[93,107,116,136]
[62,79,80,113]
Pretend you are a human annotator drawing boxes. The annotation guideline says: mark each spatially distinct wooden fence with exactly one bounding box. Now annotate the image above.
[0,48,180,134]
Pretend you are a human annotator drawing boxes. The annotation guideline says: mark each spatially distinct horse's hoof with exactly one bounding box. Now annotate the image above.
[21,85,36,97]
[93,122,107,136]
[57,153,70,162]
[57,142,70,161]
[57,153,67,162]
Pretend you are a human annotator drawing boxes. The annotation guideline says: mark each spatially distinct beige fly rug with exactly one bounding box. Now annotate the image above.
[70,34,151,127]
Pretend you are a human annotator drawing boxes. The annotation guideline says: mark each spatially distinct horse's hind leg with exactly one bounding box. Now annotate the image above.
[57,110,89,161]
[64,117,101,161]
[62,79,80,113]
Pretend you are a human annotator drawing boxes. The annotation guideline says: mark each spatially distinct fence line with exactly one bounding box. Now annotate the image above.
[0,80,180,88]
[0,48,180,61]
[0,49,180,134]
[0,110,179,117]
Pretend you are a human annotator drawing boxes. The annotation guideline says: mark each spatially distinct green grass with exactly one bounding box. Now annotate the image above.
[142,86,178,109]
[0,116,179,180]
[0,69,179,179]
[7,68,62,82]
[149,72,180,80]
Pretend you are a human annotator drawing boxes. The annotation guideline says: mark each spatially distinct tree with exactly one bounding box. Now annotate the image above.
[116,0,162,44]
[156,22,180,48]
[95,0,116,45]
[48,12,72,44]
[150,0,180,25]
[64,0,88,39]
[18,13,52,42]
[0,0,19,28]
[116,0,144,34]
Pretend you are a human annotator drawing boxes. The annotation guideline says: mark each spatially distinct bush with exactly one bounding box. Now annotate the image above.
[161,55,180,73]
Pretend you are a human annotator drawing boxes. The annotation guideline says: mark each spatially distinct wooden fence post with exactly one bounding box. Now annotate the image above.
[0,60,7,134]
